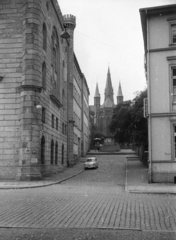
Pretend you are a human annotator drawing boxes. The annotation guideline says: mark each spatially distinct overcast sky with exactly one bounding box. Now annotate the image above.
[58,0,175,105]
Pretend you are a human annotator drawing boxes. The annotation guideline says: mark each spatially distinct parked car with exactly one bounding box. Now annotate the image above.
[84,157,99,170]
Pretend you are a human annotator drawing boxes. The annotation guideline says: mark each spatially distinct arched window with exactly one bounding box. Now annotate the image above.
[51,27,60,90]
[62,60,65,81]
[55,141,58,165]
[62,144,64,165]
[41,136,45,164]
[43,23,47,51]
[62,89,65,108]
[51,139,54,165]
[42,61,46,89]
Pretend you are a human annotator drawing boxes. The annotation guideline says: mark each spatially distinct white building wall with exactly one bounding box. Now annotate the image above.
[145,7,176,182]
[151,117,171,161]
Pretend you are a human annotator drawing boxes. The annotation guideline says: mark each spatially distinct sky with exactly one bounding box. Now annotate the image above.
[58,0,175,105]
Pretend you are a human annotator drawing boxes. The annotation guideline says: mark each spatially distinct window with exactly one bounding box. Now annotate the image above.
[56,117,58,130]
[62,89,65,109]
[62,123,64,134]
[174,126,176,160]
[51,139,54,164]
[172,67,176,103]
[170,23,176,44]
[42,62,46,89]
[51,27,60,90]
[65,124,67,135]
[52,114,54,128]
[41,136,45,164]
[42,107,45,123]
[46,1,49,12]
[55,141,58,165]
[43,23,47,51]
[62,60,65,81]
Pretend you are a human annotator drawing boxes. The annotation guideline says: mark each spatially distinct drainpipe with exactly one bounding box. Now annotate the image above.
[146,10,152,183]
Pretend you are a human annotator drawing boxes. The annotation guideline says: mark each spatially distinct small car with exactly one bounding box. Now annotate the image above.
[84,157,99,170]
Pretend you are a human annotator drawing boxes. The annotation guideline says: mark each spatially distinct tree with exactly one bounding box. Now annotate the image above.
[109,101,132,145]
[130,89,148,149]
[109,89,148,149]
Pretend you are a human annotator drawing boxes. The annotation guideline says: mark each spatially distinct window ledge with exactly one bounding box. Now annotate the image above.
[50,93,62,109]
[169,43,176,47]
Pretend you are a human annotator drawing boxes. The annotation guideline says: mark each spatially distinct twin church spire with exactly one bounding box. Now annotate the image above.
[94,67,123,107]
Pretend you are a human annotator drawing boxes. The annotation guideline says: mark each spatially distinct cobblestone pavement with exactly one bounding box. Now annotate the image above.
[0,155,175,233]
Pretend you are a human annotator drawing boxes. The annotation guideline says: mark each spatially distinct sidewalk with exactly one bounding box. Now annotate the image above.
[126,155,176,194]
[0,160,85,189]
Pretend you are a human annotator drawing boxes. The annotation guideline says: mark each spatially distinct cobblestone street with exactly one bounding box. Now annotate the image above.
[0,155,175,233]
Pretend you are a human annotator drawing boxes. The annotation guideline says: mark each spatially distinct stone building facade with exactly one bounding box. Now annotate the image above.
[90,67,123,144]
[0,0,89,180]
[73,55,89,161]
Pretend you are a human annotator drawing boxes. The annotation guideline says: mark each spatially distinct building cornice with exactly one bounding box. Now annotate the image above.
[150,112,176,118]
[152,160,176,163]
[148,46,176,53]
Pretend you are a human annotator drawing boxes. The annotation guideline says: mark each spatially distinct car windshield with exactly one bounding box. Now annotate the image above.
[87,159,95,162]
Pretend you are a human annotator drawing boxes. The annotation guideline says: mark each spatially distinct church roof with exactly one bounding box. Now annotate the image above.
[117,82,123,97]
[94,82,100,97]
[103,67,114,107]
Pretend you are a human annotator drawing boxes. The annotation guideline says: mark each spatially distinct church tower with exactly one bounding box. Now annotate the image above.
[117,82,123,105]
[104,67,114,108]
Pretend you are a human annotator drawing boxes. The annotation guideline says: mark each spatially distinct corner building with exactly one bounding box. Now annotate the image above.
[0,0,89,180]
[140,4,176,183]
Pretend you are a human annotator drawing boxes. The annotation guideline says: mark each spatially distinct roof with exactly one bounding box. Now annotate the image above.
[117,82,123,97]
[105,67,113,96]
[94,82,100,98]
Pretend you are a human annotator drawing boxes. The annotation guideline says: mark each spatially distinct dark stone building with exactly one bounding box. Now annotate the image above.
[0,0,89,180]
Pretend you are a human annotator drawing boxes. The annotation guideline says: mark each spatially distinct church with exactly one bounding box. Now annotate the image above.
[90,67,123,144]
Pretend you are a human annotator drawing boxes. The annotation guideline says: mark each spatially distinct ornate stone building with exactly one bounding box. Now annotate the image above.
[90,67,123,144]
[0,0,89,180]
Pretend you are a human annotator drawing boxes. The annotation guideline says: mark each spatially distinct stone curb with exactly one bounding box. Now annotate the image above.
[0,169,85,190]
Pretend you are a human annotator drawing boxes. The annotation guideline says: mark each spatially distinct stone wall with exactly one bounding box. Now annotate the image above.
[0,0,24,179]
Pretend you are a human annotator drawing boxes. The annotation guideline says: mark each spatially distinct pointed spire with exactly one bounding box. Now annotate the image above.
[105,67,113,96]
[104,67,114,107]
[117,82,123,105]
[117,82,123,97]
[94,82,100,97]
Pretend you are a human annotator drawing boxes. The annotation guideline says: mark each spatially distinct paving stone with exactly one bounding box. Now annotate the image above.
[0,155,175,232]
